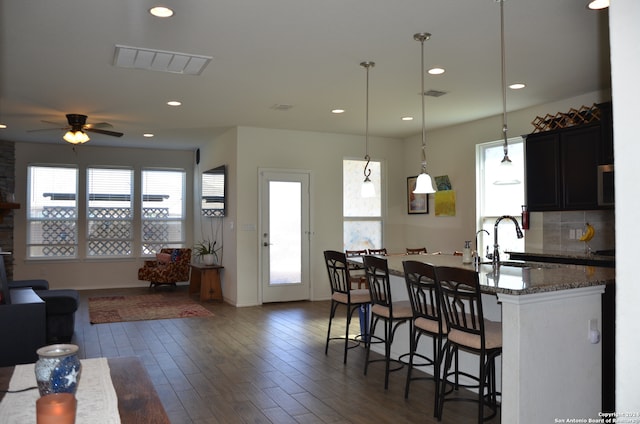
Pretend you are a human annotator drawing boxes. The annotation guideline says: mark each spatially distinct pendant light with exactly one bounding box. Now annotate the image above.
[360,61,376,198]
[413,33,436,194]
[494,0,521,185]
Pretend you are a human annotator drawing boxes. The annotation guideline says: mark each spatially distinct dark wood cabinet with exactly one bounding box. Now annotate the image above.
[598,101,614,165]
[526,123,600,211]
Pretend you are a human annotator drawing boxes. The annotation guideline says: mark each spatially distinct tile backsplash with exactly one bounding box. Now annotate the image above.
[542,209,615,253]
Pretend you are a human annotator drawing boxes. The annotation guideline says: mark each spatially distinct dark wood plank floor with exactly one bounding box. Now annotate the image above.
[73,286,500,423]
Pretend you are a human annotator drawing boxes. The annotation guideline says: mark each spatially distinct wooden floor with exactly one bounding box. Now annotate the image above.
[73,286,500,424]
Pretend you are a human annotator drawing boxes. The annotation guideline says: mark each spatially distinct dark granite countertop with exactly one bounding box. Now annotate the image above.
[352,253,615,296]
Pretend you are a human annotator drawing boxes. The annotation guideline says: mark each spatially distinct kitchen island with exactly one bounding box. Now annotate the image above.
[360,253,615,424]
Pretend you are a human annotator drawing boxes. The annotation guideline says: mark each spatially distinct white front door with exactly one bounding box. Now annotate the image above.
[259,169,310,303]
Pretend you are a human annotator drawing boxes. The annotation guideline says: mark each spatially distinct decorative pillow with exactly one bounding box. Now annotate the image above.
[171,249,181,263]
[156,253,172,265]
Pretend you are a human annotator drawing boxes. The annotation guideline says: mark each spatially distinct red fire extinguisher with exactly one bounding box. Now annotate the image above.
[521,205,529,230]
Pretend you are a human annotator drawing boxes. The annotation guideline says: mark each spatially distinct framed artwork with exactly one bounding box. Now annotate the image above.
[407,176,429,214]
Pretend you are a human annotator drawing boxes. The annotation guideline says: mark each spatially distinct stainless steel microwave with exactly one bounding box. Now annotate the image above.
[598,164,614,206]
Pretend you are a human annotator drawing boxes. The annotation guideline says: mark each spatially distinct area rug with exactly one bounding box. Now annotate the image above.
[89,293,214,324]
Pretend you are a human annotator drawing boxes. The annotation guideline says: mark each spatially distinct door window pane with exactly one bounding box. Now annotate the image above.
[269,181,301,285]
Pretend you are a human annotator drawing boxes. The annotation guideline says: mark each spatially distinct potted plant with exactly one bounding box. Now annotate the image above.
[194,240,221,265]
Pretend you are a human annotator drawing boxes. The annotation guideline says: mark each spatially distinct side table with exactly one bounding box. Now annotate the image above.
[189,264,224,301]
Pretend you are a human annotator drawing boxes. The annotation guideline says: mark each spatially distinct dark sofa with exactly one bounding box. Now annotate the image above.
[0,257,79,366]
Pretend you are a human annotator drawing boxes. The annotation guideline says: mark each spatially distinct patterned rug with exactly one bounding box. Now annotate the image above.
[88,293,214,324]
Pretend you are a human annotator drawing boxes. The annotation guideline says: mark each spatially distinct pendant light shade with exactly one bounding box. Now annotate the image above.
[413,33,436,195]
[360,61,376,198]
[494,0,521,185]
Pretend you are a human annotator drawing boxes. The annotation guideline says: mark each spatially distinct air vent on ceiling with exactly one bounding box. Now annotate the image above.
[424,90,448,97]
[270,104,294,111]
[113,45,212,75]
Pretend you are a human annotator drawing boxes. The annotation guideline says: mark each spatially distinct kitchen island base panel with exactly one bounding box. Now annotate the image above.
[498,285,604,424]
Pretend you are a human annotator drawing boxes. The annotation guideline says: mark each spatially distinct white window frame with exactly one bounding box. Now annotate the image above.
[26,165,79,259]
[343,158,383,251]
[476,137,525,258]
[141,168,186,255]
[86,167,134,258]
[26,164,187,260]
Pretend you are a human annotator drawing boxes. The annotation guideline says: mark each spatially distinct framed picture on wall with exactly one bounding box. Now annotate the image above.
[407,176,429,214]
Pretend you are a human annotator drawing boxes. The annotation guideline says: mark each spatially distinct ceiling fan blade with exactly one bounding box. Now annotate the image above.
[41,119,67,127]
[85,122,114,130]
[27,127,67,133]
[86,128,124,137]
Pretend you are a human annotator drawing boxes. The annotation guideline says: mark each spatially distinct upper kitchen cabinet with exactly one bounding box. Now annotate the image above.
[525,122,603,211]
[598,101,614,165]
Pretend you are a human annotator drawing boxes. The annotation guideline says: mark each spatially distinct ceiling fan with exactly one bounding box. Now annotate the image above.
[29,113,124,144]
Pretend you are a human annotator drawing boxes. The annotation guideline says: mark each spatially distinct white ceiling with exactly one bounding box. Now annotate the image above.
[0,0,611,150]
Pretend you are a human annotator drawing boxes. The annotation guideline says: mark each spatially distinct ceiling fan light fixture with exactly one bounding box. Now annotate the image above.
[63,130,90,144]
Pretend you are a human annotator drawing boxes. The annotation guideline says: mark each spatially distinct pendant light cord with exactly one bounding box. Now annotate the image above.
[414,33,431,173]
[500,0,510,162]
[361,61,375,179]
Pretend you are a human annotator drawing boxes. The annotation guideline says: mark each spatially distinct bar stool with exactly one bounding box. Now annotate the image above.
[363,255,413,389]
[435,266,502,423]
[402,260,447,418]
[323,250,372,364]
[345,249,368,289]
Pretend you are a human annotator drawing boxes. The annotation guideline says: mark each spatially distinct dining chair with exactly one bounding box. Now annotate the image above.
[363,255,412,389]
[402,260,447,417]
[323,250,372,364]
[368,248,388,256]
[345,249,368,289]
[406,247,427,255]
[435,266,502,423]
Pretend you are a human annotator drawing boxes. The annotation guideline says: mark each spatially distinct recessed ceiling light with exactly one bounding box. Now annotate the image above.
[167,100,182,106]
[401,116,414,121]
[587,0,609,10]
[509,83,526,90]
[143,133,154,138]
[149,6,174,17]
[428,68,445,75]
[331,109,345,114]
[0,124,6,129]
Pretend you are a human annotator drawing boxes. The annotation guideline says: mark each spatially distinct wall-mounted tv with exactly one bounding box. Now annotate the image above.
[201,165,226,217]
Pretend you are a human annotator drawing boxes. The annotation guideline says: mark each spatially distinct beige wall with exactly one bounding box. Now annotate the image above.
[12,142,194,290]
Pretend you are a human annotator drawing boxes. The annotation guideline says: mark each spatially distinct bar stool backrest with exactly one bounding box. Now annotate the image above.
[403,260,444,333]
[323,250,352,295]
[363,255,393,313]
[435,266,486,349]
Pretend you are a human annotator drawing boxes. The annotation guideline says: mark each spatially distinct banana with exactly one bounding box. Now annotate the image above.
[579,223,595,242]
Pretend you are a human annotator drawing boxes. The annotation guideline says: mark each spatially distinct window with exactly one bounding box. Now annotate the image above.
[86,167,133,257]
[142,169,186,254]
[27,165,186,259]
[27,166,79,258]
[476,138,525,258]
[343,159,382,251]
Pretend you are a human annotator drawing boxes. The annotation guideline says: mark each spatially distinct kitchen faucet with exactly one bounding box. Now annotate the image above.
[488,215,524,266]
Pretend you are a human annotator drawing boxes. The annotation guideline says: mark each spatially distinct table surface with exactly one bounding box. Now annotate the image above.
[190,263,224,270]
[0,357,170,424]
